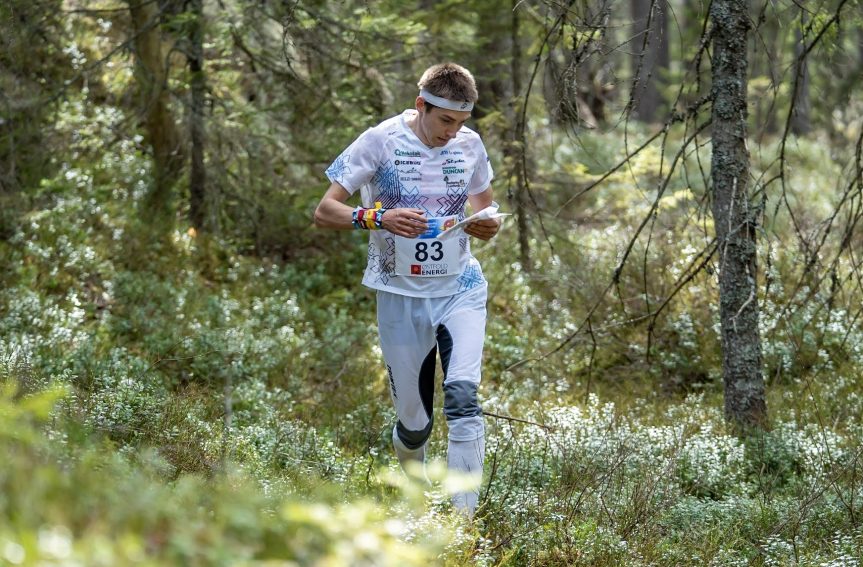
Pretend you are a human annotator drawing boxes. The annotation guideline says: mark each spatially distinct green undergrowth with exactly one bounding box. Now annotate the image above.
[0,379,455,566]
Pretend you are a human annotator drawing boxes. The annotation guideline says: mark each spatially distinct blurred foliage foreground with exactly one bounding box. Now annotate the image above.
[3,98,863,565]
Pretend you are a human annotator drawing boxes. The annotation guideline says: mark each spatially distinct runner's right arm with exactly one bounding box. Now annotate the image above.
[314,182,429,238]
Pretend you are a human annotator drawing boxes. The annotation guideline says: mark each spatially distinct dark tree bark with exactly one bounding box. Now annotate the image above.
[187,0,213,233]
[790,10,811,136]
[710,0,767,430]
[859,28,863,68]
[630,0,670,122]
[128,0,184,222]
[474,0,530,271]
[472,2,512,126]
[509,0,530,272]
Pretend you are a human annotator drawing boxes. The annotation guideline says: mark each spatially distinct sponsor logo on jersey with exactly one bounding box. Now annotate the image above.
[445,177,466,190]
[411,263,448,276]
[395,149,422,157]
[395,159,421,166]
[446,158,466,164]
[442,167,465,175]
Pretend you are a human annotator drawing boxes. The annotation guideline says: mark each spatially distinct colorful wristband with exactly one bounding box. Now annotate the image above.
[352,203,388,230]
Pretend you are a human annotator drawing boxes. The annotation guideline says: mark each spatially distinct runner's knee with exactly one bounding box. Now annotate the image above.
[396,418,434,450]
[444,380,484,441]
[443,379,481,420]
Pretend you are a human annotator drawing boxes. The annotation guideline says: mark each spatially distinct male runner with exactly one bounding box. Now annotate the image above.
[314,63,501,516]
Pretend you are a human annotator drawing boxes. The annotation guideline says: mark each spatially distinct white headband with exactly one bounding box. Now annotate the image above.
[419,89,474,112]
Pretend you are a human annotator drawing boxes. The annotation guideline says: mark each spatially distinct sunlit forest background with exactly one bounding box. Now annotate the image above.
[3,0,863,565]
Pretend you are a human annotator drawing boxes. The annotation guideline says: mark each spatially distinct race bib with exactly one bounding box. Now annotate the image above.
[394,216,461,277]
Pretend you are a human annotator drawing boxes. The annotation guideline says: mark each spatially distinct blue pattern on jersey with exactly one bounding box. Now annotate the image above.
[382,237,396,277]
[368,237,397,286]
[457,264,484,292]
[401,185,431,213]
[435,187,468,216]
[325,154,351,183]
[371,160,404,208]
[367,242,382,273]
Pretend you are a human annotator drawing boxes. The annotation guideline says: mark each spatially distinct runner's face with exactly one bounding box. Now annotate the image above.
[417,100,471,147]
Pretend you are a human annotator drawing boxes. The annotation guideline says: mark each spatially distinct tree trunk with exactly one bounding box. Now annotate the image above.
[128,0,183,222]
[859,28,863,68]
[473,0,530,271]
[188,0,213,233]
[630,0,669,122]
[471,0,512,126]
[790,10,811,136]
[511,1,531,272]
[710,0,767,430]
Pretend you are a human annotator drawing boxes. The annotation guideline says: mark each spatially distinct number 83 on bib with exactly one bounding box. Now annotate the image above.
[394,216,461,277]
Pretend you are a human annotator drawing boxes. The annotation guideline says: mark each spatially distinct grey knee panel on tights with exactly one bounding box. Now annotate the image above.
[444,381,484,442]
[444,380,481,420]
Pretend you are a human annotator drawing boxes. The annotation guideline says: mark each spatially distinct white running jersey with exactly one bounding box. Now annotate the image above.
[325,110,494,298]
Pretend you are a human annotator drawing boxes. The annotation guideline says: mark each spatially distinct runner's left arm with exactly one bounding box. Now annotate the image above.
[465,187,501,241]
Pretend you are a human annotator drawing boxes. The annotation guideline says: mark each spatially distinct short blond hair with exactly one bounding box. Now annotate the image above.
[417,63,478,103]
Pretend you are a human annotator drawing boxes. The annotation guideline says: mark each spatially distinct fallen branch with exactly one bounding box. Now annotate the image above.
[483,410,555,432]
